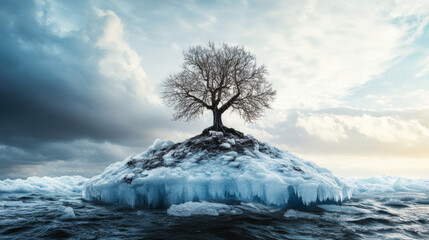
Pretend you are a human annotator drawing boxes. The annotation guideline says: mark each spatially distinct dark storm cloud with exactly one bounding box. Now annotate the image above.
[1,1,95,140]
[0,0,197,178]
[0,0,178,143]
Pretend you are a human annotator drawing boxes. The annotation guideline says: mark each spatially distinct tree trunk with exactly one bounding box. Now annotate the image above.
[212,109,223,131]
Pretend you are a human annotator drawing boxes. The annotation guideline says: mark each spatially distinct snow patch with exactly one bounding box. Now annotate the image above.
[209,131,224,138]
[220,143,231,149]
[227,139,235,145]
[136,139,174,158]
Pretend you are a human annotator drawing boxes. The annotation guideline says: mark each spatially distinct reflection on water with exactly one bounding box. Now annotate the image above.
[1,192,428,239]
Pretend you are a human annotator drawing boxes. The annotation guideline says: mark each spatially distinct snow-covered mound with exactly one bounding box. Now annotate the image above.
[0,176,87,194]
[82,131,351,208]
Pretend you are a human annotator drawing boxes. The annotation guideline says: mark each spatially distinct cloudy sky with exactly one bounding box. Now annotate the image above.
[1,0,429,179]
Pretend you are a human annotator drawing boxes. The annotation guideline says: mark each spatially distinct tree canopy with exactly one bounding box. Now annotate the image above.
[162,42,276,132]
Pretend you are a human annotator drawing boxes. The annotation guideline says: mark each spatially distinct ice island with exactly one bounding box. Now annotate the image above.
[82,129,351,208]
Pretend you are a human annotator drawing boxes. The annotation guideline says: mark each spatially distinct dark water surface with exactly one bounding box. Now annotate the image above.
[1,192,428,239]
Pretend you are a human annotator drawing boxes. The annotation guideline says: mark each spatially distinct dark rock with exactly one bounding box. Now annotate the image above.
[123,127,295,181]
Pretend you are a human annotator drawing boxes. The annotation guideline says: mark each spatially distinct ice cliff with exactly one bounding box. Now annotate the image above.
[82,130,351,208]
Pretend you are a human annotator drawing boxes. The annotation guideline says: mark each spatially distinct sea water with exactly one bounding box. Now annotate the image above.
[1,191,428,239]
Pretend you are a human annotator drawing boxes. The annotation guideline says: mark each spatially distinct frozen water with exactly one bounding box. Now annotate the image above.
[59,206,76,219]
[0,176,87,194]
[83,132,352,208]
[167,201,241,217]
[219,142,231,149]
[3,174,423,197]
[342,176,429,194]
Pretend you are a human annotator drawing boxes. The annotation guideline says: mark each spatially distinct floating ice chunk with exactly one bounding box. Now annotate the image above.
[167,201,241,217]
[220,143,231,149]
[59,206,76,219]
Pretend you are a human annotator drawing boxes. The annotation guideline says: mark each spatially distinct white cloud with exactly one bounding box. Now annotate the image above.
[388,0,429,43]
[236,1,429,110]
[94,8,160,104]
[364,90,429,108]
[416,54,429,78]
[296,113,347,142]
[297,113,429,143]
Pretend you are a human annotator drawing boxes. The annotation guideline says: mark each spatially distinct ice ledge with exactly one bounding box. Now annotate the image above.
[82,174,351,208]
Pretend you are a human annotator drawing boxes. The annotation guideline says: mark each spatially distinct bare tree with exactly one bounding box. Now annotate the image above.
[162,42,276,132]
